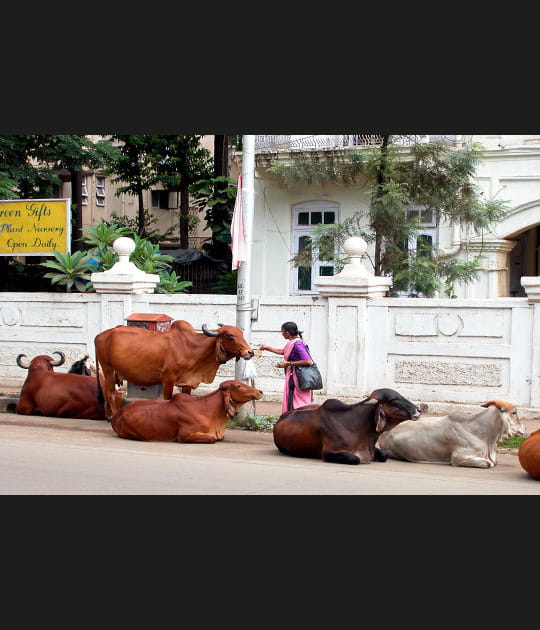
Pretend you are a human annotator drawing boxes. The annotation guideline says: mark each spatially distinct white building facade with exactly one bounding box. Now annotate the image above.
[231,135,540,300]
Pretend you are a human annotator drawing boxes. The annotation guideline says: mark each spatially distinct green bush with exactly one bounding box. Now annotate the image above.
[40,220,192,294]
[227,414,277,432]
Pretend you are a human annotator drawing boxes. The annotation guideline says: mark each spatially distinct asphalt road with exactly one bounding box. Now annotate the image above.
[1,411,540,495]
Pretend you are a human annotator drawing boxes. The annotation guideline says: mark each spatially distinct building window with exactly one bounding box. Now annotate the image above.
[406,206,437,227]
[151,190,170,209]
[81,176,88,206]
[95,176,105,207]
[291,200,339,295]
[405,205,438,255]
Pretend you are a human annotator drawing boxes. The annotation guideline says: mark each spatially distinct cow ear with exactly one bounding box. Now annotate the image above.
[222,391,236,418]
[375,406,387,432]
[215,340,228,363]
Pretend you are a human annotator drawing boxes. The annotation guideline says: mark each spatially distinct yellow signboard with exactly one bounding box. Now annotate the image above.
[0,198,71,256]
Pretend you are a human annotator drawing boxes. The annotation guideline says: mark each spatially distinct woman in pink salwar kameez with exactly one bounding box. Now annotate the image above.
[259,321,314,413]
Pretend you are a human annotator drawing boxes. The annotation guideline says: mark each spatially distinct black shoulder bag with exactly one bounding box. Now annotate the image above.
[294,344,323,391]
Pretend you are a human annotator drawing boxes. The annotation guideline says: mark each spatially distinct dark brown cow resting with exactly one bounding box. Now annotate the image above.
[110,380,263,443]
[15,352,119,420]
[273,388,422,465]
[95,320,255,419]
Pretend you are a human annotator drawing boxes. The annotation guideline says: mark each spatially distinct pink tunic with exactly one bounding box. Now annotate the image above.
[281,338,314,413]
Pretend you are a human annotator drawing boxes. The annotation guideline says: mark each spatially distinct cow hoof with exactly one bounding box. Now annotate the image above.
[324,452,361,465]
[374,448,387,462]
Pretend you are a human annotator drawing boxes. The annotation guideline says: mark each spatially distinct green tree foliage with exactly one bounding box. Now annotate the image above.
[41,220,192,294]
[28,135,116,249]
[189,175,237,264]
[270,137,509,297]
[103,135,161,238]
[104,210,177,244]
[148,136,213,248]
[0,135,115,289]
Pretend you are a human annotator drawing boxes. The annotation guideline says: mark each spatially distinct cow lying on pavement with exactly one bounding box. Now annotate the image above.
[378,399,524,468]
[15,352,120,420]
[518,428,540,480]
[273,388,422,465]
[110,380,263,443]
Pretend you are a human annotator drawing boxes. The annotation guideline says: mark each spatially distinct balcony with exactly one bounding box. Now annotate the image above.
[254,134,456,152]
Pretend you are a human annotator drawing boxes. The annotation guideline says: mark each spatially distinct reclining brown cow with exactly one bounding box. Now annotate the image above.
[518,428,540,480]
[15,351,121,420]
[110,379,263,443]
[273,388,422,465]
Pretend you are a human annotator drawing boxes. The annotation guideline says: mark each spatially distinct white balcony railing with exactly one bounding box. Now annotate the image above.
[254,134,456,151]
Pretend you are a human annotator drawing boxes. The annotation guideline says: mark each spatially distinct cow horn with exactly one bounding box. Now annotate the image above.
[50,351,66,366]
[16,354,30,369]
[217,322,225,327]
[364,397,378,405]
[202,324,219,337]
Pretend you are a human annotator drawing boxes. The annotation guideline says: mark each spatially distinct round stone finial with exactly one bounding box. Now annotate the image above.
[113,237,136,257]
[343,236,367,257]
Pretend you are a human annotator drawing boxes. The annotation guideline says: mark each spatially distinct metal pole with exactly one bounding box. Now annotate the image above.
[234,136,255,422]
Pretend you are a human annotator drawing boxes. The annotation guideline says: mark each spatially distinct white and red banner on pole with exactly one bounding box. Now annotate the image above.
[231,175,247,270]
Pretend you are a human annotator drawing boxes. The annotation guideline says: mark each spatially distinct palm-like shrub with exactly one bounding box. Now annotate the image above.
[41,221,192,294]
[41,250,95,292]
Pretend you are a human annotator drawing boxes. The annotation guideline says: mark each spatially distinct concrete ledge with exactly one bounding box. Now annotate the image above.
[0,397,19,413]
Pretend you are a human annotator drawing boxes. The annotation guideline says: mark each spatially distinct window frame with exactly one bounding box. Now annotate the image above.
[291,200,339,295]
[81,176,88,206]
[95,175,105,207]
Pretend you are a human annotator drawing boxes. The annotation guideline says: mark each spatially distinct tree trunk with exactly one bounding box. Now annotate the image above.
[137,188,145,237]
[373,135,390,276]
[179,182,190,249]
[214,135,229,177]
[70,169,83,252]
[0,257,8,291]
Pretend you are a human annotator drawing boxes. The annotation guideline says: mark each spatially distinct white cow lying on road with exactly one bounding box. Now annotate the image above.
[377,400,524,468]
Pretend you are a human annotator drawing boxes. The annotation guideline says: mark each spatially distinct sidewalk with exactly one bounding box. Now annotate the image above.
[2,385,540,434]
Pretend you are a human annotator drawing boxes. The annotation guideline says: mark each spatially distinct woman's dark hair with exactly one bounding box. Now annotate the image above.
[281,321,303,338]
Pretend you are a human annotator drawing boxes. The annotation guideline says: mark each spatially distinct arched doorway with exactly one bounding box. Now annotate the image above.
[499,201,540,296]
[507,226,540,296]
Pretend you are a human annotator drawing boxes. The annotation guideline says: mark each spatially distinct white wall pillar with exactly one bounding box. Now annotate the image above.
[314,236,392,397]
[521,276,540,406]
[464,239,516,298]
[91,237,160,295]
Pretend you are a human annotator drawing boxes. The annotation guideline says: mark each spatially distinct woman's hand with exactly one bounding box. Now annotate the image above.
[277,360,289,368]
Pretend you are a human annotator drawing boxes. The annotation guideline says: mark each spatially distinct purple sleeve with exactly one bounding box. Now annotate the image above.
[290,341,312,362]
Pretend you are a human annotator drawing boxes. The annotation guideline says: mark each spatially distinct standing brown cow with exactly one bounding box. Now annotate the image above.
[95,320,254,419]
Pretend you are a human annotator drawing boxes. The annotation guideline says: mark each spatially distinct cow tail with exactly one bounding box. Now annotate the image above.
[95,341,106,414]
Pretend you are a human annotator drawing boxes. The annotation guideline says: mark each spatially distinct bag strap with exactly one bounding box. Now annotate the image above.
[303,342,314,361]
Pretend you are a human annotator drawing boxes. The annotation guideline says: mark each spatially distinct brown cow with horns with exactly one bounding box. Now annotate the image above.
[95,320,255,419]
[15,351,119,420]
[110,379,263,443]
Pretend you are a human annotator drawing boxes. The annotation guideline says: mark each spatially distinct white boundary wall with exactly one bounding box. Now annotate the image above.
[1,287,539,413]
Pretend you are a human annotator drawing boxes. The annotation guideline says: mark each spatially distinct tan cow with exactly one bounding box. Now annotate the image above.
[378,399,524,468]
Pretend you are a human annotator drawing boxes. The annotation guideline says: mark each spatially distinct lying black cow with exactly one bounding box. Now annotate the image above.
[273,388,422,465]
[68,354,92,376]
